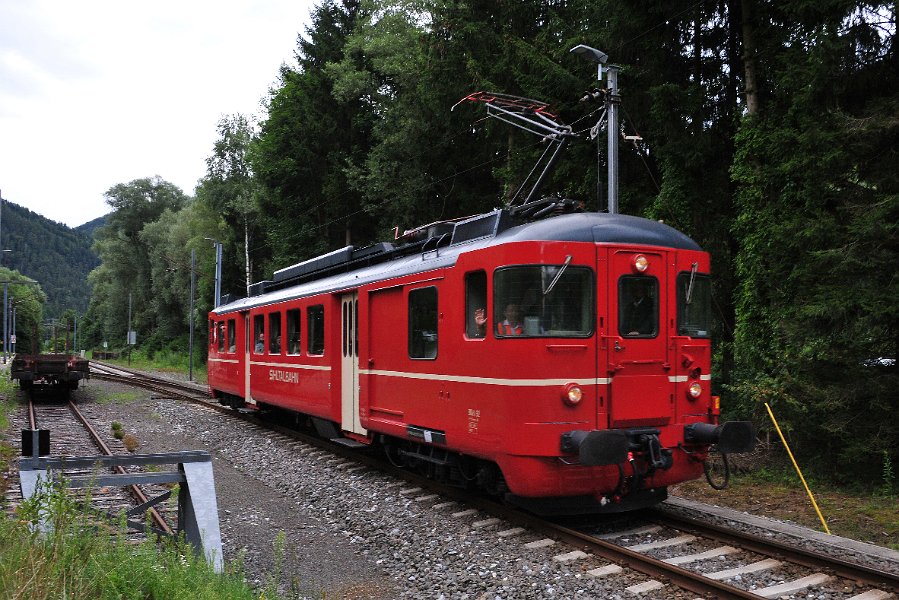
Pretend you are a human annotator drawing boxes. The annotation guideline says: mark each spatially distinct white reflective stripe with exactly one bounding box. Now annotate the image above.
[360,369,611,387]
[209,358,239,364]
[669,375,713,382]
[250,361,331,371]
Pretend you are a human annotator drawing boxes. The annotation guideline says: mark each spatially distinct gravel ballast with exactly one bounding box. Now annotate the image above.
[7,378,899,599]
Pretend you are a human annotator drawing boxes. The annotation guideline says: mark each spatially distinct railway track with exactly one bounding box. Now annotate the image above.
[85,362,899,599]
[7,395,177,540]
[90,361,215,406]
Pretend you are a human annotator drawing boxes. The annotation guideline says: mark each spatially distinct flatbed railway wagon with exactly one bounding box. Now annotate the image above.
[11,353,90,396]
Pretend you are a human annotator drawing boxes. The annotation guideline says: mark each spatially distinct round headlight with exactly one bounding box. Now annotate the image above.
[687,382,702,399]
[563,384,583,406]
[633,254,649,273]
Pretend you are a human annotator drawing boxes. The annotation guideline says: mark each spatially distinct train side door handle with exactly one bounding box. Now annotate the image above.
[614,340,625,352]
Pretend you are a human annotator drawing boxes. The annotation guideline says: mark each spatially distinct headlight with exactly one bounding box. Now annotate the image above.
[633,254,649,273]
[687,382,702,399]
[563,383,583,406]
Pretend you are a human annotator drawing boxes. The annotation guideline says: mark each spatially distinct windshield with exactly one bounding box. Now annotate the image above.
[677,272,711,337]
[494,265,594,337]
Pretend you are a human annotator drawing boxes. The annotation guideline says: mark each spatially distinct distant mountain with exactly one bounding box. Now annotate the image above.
[1,200,99,318]
[74,214,108,238]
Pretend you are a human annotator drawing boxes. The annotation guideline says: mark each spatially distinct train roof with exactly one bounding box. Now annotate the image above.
[212,209,701,315]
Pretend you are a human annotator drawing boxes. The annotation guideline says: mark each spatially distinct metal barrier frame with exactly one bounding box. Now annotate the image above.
[19,450,223,573]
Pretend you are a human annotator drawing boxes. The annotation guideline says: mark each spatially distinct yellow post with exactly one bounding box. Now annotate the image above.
[764,402,830,534]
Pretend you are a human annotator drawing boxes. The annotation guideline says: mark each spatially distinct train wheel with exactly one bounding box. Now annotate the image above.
[475,463,505,496]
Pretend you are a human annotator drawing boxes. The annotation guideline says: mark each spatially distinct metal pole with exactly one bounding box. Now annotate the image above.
[189,249,196,381]
[214,242,222,308]
[3,282,7,364]
[73,315,77,354]
[606,65,620,214]
[12,303,16,355]
[127,292,132,365]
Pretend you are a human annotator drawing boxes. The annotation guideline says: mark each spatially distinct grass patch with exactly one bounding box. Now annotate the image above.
[672,467,899,549]
[2,482,254,599]
[96,391,140,405]
[105,348,208,384]
[1,479,306,599]
[0,370,18,499]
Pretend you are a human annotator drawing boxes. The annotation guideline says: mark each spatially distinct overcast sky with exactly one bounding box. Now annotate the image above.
[0,0,316,229]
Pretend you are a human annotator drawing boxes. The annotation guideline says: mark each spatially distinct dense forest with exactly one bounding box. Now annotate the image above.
[79,0,897,484]
[0,201,98,319]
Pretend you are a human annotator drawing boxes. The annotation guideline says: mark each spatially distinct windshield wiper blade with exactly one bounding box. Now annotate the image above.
[544,255,572,295]
[686,262,698,304]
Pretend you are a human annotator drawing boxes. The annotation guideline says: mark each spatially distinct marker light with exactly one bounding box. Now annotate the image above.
[687,382,703,399]
[563,384,583,406]
[633,255,649,273]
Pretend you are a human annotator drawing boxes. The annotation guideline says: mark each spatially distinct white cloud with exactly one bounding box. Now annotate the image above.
[0,0,314,227]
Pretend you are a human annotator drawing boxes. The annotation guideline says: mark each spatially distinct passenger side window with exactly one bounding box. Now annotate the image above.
[286,309,301,355]
[227,319,235,352]
[217,322,225,353]
[269,312,282,354]
[465,271,487,339]
[409,287,438,359]
[308,305,325,356]
[253,315,265,353]
[619,276,659,337]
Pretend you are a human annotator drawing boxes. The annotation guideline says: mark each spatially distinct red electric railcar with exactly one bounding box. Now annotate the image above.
[207,209,754,514]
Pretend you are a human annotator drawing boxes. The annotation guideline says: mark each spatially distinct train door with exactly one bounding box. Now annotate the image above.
[606,250,671,428]
[340,293,366,434]
[243,311,256,406]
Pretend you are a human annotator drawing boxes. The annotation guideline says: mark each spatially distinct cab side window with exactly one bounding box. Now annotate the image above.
[227,319,236,352]
[465,271,487,339]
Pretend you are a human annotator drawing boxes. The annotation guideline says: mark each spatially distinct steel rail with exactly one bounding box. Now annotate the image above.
[65,401,173,536]
[69,402,174,535]
[648,509,899,591]
[26,395,174,536]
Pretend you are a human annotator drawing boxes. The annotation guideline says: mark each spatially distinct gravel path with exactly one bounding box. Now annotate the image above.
[7,378,899,599]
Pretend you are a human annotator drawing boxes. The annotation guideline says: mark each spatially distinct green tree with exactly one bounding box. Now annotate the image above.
[252,0,375,271]
[1,267,45,355]
[85,177,187,348]
[199,114,262,297]
[730,2,898,481]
